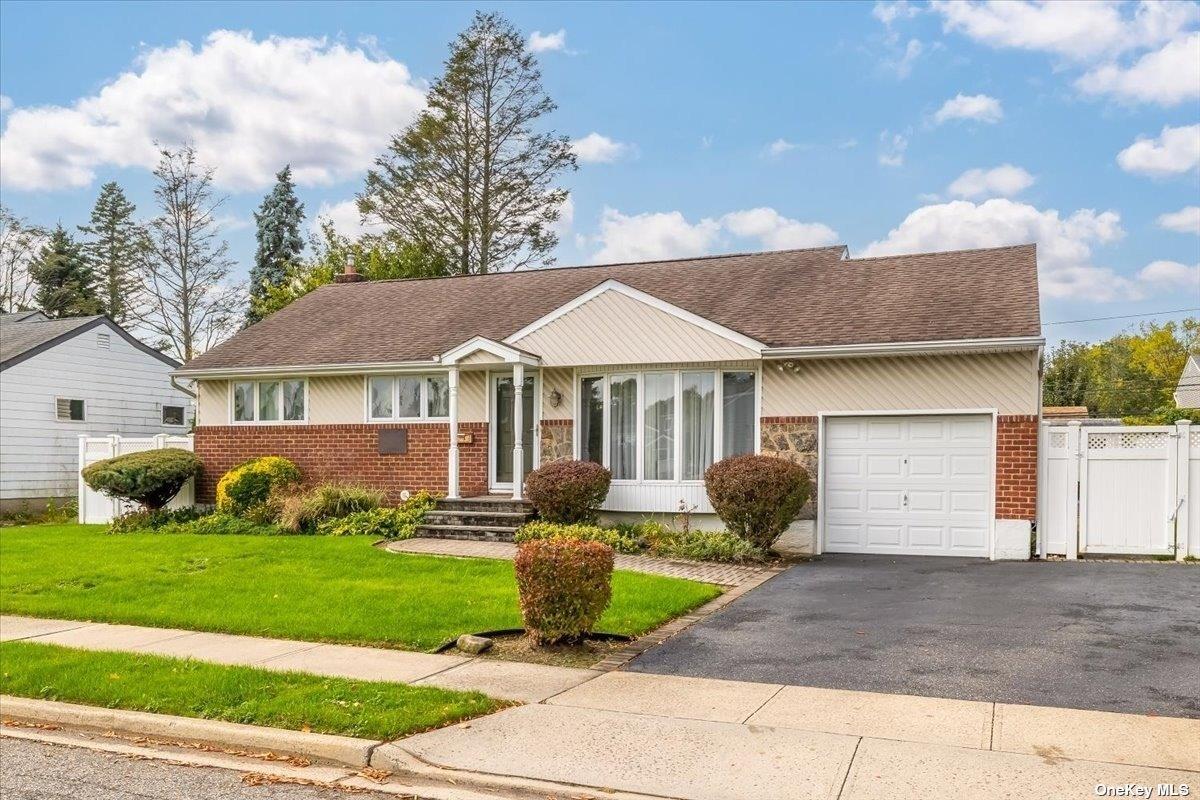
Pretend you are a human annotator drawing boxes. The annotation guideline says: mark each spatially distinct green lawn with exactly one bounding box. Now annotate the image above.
[0,640,505,739]
[0,524,720,651]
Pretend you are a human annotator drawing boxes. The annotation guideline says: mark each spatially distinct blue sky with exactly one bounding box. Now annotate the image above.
[1,0,1197,346]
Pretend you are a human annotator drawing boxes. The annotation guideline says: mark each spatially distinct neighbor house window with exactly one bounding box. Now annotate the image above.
[233,380,306,423]
[579,369,756,482]
[367,374,450,421]
[55,398,85,421]
[161,405,186,426]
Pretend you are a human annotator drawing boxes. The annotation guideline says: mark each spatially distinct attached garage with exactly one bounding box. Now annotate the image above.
[821,413,994,557]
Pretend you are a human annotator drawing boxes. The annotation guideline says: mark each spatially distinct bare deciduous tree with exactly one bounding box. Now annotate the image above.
[141,144,242,361]
[0,206,47,313]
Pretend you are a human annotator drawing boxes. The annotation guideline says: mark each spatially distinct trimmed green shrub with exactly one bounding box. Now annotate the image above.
[514,539,614,645]
[515,520,642,554]
[156,513,283,536]
[316,492,436,538]
[277,483,385,533]
[215,457,301,516]
[524,460,611,523]
[81,448,201,510]
[107,506,204,534]
[704,455,810,549]
[655,529,767,563]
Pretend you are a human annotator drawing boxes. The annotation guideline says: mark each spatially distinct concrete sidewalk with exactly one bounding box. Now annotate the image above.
[4,614,1197,799]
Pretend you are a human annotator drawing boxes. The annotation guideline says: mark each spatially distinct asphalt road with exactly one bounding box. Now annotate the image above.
[0,737,400,800]
[628,555,1200,718]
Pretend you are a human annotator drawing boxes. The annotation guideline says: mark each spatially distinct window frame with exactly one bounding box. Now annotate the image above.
[363,373,452,423]
[55,397,87,423]
[574,366,760,485]
[229,379,308,425]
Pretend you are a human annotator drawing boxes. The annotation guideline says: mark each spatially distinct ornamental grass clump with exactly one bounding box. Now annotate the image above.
[276,483,385,533]
[524,460,611,523]
[704,455,810,550]
[81,448,201,511]
[514,539,614,645]
[215,456,301,517]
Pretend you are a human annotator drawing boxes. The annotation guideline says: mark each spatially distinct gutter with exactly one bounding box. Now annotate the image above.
[173,359,441,380]
[761,335,1045,360]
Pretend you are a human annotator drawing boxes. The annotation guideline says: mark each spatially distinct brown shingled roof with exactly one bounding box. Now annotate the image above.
[179,244,1040,372]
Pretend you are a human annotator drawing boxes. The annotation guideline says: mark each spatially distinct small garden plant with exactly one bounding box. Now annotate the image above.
[317,492,436,538]
[81,448,201,510]
[704,454,810,550]
[514,539,614,645]
[215,456,301,516]
[514,519,768,563]
[524,460,611,523]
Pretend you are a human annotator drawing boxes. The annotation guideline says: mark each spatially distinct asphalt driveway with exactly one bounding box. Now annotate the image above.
[628,555,1200,718]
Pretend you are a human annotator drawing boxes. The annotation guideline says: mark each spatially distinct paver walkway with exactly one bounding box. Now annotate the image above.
[3,614,1197,799]
[383,537,772,586]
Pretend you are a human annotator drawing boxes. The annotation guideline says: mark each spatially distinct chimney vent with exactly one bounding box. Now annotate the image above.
[334,253,365,283]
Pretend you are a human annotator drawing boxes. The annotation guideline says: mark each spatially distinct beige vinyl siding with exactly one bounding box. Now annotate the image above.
[762,351,1040,417]
[510,289,760,367]
[460,350,505,365]
[196,380,229,425]
[541,368,574,421]
[458,370,487,422]
[309,376,362,424]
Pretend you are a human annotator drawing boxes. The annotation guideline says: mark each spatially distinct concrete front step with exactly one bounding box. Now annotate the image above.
[424,510,531,528]
[416,524,520,542]
[422,496,535,541]
[437,497,534,514]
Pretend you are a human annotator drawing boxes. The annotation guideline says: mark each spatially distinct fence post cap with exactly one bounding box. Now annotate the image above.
[1176,419,1193,426]
[1067,420,1083,427]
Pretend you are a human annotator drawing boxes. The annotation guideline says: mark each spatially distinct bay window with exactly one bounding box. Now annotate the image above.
[368,374,450,421]
[233,379,306,423]
[579,368,756,482]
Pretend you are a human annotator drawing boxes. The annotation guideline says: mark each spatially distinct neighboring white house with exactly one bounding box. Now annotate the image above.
[1175,353,1200,409]
[0,311,194,514]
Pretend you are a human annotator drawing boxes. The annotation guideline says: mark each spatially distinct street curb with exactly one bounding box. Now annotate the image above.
[0,695,380,767]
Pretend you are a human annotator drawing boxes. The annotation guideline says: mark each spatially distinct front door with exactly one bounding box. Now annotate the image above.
[491,374,536,491]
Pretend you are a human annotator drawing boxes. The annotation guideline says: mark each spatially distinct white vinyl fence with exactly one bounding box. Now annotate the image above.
[78,434,195,524]
[1038,420,1198,560]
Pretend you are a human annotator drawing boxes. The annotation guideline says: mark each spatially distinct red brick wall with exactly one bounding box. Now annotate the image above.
[995,414,1038,520]
[193,423,488,503]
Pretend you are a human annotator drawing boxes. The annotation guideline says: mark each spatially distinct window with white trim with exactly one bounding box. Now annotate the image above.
[56,397,85,422]
[367,374,450,421]
[579,369,757,482]
[232,379,306,423]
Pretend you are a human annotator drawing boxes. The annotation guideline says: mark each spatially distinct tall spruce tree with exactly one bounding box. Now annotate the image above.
[30,225,100,318]
[247,165,305,324]
[79,181,144,323]
[360,11,575,275]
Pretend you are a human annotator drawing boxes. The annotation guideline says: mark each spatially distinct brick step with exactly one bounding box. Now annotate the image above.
[425,510,532,528]
[416,523,518,543]
[436,497,535,514]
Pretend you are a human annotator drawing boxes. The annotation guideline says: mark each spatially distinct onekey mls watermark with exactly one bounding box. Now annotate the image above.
[1095,786,1191,798]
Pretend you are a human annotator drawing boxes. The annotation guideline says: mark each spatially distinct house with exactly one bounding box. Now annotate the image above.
[1042,406,1089,421]
[0,311,195,514]
[1175,353,1200,409]
[175,244,1044,560]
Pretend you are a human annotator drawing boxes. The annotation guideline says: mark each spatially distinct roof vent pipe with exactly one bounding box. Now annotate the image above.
[334,252,365,283]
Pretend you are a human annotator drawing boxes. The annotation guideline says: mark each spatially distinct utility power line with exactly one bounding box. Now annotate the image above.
[1043,308,1199,326]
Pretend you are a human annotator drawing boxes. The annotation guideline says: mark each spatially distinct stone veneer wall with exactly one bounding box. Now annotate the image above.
[759,416,819,519]
[193,422,488,503]
[539,419,573,465]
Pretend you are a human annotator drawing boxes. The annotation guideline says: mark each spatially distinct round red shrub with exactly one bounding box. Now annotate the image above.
[514,538,614,645]
[524,460,612,523]
[704,455,811,549]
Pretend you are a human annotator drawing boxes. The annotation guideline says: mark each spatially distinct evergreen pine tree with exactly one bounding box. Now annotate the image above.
[247,165,304,324]
[30,225,100,318]
[79,181,144,323]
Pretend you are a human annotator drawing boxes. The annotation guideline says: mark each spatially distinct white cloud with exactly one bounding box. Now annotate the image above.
[1117,124,1200,177]
[315,199,386,240]
[887,38,924,78]
[528,29,568,53]
[878,131,908,167]
[720,208,839,250]
[571,132,630,164]
[930,0,1198,62]
[860,198,1132,301]
[933,93,1003,124]
[1157,206,1200,235]
[550,194,574,238]
[0,95,12,113]
[837,138,859,149]
[591,208,722,263]
[947,164,1035,199]
[1137,259,1200,290]
[0,30,426,192]
[766,138,800,157]
[1077,33,1200,106]
[589,206,838,263]
[873,1,921,28]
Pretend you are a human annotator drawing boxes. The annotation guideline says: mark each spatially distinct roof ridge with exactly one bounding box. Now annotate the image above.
[320,245,849,290]
[844,243,1036,263]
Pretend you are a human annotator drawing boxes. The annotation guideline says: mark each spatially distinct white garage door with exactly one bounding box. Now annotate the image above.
[823,414,993,557]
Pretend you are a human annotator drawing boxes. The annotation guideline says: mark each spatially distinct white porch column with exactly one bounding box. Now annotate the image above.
[512,363,525,501]
[447,366,460,500]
